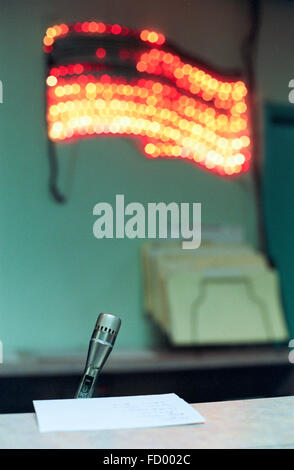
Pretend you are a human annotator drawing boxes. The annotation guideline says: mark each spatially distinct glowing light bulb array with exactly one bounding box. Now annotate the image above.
[44,22,251,176]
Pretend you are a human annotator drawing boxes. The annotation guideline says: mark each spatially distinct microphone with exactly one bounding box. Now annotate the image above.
[75,312,121,398]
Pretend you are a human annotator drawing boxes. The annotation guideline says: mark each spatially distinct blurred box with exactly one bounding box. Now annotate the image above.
[142,241,289,345]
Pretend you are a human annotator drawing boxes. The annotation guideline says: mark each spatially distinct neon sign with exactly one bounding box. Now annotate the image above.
[44,22,251,177]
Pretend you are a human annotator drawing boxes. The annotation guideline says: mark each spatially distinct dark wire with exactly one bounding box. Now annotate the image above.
[44,50,66,204]
[47,138,66,203]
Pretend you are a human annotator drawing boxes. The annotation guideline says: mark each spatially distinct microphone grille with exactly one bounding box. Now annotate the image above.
[95,312,121,337]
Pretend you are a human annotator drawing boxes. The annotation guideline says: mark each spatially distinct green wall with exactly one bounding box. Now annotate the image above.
[0,0,257,354]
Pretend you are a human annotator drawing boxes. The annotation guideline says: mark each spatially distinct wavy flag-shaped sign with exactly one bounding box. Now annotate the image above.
[44,22,251,177]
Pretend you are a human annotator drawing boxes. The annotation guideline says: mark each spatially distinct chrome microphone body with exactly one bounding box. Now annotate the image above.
[75,313,121,398]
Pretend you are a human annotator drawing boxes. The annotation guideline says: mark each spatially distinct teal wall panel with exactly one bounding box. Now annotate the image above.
[264,104,294,336]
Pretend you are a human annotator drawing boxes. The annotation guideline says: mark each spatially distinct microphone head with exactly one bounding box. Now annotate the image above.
[93,312,121,346]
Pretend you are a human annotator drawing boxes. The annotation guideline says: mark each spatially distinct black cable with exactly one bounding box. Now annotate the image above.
[45,50,66,204]
[47,138,66,203]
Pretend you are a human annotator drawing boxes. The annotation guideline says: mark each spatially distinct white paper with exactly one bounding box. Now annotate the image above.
[33,393,205,433]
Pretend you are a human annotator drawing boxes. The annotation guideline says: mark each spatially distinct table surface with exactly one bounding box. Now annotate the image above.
[0,395,294,449]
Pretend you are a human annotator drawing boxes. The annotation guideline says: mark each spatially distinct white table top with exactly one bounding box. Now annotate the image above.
[0,395,294,449]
